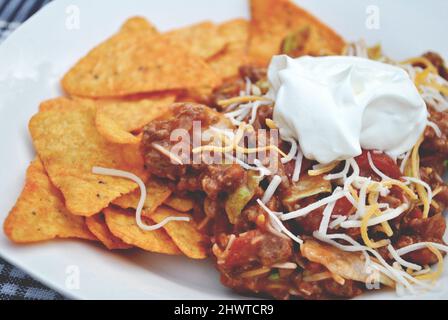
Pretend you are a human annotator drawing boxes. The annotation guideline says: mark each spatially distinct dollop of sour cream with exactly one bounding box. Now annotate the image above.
[268,55,428,164]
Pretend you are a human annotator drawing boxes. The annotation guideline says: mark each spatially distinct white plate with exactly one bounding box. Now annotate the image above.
[0,0,447,300]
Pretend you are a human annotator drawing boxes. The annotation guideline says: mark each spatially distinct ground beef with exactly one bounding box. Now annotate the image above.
[435,185,448,209]
[295,208,324,236]
[422,108,448,157]
[396,214,447,265]
[142,103,219,180]
[219,230,293,272]
[295,281,324,299]
[421,155,446,178]
[239,65,267,83]
[423,51,448,80]
[258,234,294,266]
[201,164,247,199]
[322,279,364,298]
[142,103,246,199]
[210,79,246,110]
[252,105,274,131]
[210,65,268,111]
[235,202,264,233]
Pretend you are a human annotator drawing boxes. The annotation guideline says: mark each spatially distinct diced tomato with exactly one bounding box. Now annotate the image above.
[222,230,260,269]
[407,207,423,220]
[388,185,406,202]
[333,197,354,216]
[355,150,402,180]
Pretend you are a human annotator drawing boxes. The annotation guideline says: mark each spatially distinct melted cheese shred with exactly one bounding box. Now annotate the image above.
[401,57,438,73]
[396,242,448,282]
[414,246,444,282]
[368,192,394,237]
[410,135,431,218]
[369,180,418,201]
[308,161,340,176]
[92,167,190,231]
[401,56,448,96]
[361,204,390,249]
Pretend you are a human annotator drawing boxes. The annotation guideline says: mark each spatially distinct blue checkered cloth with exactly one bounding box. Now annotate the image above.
[0,0,63,300]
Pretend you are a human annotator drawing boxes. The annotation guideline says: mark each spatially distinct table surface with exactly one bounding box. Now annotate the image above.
[0,0,64,300]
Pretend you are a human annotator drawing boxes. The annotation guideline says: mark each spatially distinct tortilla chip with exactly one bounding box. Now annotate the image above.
[182,86,215,104]
[4,159,95,243]
[120,16,158,35]
[39,97,68,112]
[163,21,226,60]
[86,213,132,250]
[144,206,208,259]
[209,19,249,80]
[62,26,220,98]
[94,95,175,133]
[95,109,141,145]
[112,178,172,213]
[248,0,345,66]
[164,195,194,212]
[29,98,147,216]
[103,206,180,255]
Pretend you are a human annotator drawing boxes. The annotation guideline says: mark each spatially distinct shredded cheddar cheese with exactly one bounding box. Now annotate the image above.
[349,185,359,202]
[375,210,394,237]
[308,161,340,176]
[432,186,443,197]
[411,135,424,179]
[361,204,390,249]
[265,118,277,129]
[410,135,431,218]
[401,57,438,73]
[367,191,394,237]
[367,180,418,201]
[402,56,448,101]
[414,246,444,282]
[431,200,440,210]
[429,82,448,96]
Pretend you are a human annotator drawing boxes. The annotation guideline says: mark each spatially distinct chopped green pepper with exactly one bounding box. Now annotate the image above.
[225,171,262,224]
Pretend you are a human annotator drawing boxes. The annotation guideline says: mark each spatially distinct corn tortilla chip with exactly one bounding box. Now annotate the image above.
[144,206,208,259]
[62,27,220,98]
[94,95,176,133]
[39,97,71,112]
[112,178,172,213]
[120,16,158,35]
[86,213,132,250]
[95,109,141,145]
[249,0,345,66]
[209,19,249,80]
[163,21,226,60]
[164,195,194,212]
[104,206,180,255]
[29,98,147,216]
[181,86,215,104]
[4,159,95,243]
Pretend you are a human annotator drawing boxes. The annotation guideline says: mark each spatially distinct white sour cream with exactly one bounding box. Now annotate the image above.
[268,55,428,164]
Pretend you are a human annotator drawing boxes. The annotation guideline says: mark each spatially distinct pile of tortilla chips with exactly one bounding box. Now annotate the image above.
[4,0,344,261]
